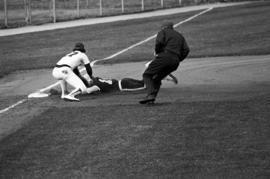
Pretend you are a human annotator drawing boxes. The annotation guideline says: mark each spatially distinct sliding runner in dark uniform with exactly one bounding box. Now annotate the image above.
[86,74,177,94]
[86,77,145,94]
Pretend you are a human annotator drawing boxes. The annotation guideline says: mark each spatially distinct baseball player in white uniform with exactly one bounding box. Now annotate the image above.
[52,42,93,101]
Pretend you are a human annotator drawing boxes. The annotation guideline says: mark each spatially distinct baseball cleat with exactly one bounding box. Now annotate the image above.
[62,95,80,102]
[139,96,155,104]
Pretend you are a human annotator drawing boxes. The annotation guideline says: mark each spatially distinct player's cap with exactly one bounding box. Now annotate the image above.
[73,42,86,53]
[161,21,174,29]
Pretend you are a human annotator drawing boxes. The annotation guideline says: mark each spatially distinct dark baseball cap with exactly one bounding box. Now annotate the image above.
[73,42,86,53]
[161,21,174,29]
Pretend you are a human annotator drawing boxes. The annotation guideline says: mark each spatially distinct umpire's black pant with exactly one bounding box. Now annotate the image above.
[143,52,180,98]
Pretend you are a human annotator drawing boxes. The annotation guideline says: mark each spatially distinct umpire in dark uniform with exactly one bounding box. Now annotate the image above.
[139,21,190,104]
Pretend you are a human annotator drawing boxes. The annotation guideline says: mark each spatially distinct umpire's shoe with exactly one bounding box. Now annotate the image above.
[139,95,155,104]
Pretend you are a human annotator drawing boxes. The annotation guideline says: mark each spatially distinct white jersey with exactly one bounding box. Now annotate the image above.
[57,51,90,69]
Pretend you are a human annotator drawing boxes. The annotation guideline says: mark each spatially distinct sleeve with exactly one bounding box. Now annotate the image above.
[73,67,90,87]
[84,63,93,79]
[80,53,93,79]
[180,37,190,61]
[81,53,91,65]
[155,30,166,54]
[73,67,80,76]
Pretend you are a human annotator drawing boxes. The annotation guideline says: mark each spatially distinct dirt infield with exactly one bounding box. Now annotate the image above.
[1,55,270,140]
[1,55,270,97]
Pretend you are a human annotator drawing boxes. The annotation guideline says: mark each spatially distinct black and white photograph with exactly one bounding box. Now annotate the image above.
[0,0,269,178]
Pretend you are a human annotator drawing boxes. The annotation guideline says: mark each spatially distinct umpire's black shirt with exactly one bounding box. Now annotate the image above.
[155,28,190,61]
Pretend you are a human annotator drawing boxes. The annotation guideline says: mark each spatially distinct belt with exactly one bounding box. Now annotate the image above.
[55,64,71,68]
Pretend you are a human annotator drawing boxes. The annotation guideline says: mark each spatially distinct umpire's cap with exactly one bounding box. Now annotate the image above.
[73,42,86,53]
[161,21,174,29]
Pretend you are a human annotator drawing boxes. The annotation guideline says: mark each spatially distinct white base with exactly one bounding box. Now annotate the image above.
[28,92,50,98]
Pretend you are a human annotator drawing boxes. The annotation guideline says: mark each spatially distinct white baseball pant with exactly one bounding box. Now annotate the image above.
[52,66,87,94]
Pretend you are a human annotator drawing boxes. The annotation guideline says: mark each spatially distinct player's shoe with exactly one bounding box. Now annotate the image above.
[62,95,80,102]
[61,94,65,99]
[139,95,155,104]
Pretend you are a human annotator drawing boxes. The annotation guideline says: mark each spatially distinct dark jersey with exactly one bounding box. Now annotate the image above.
[91,77,145,93]
[155,28,189,61]
[92,77,119,92]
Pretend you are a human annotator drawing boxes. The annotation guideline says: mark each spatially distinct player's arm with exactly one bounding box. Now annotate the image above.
[73,67,90,87]
[81,53,93,79]
[155,30,165,54]
[84,63,93,79]
[179,37,190,61]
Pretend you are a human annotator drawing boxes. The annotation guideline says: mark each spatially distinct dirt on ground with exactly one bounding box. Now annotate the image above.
[1,55,270,97]
[1,55,270,140]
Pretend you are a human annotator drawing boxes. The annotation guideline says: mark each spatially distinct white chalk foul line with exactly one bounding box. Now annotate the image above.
[0,8,213,114]
[91,7,213,65]
[0,99,27,114]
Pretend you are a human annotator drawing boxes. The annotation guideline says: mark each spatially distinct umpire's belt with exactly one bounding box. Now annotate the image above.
[55,64,71,68]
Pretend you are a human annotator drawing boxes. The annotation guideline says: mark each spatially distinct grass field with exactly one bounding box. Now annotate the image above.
[0,1,270,178]
[0,1,270,78]
[0,93,269,178]
[0,0,197,28]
